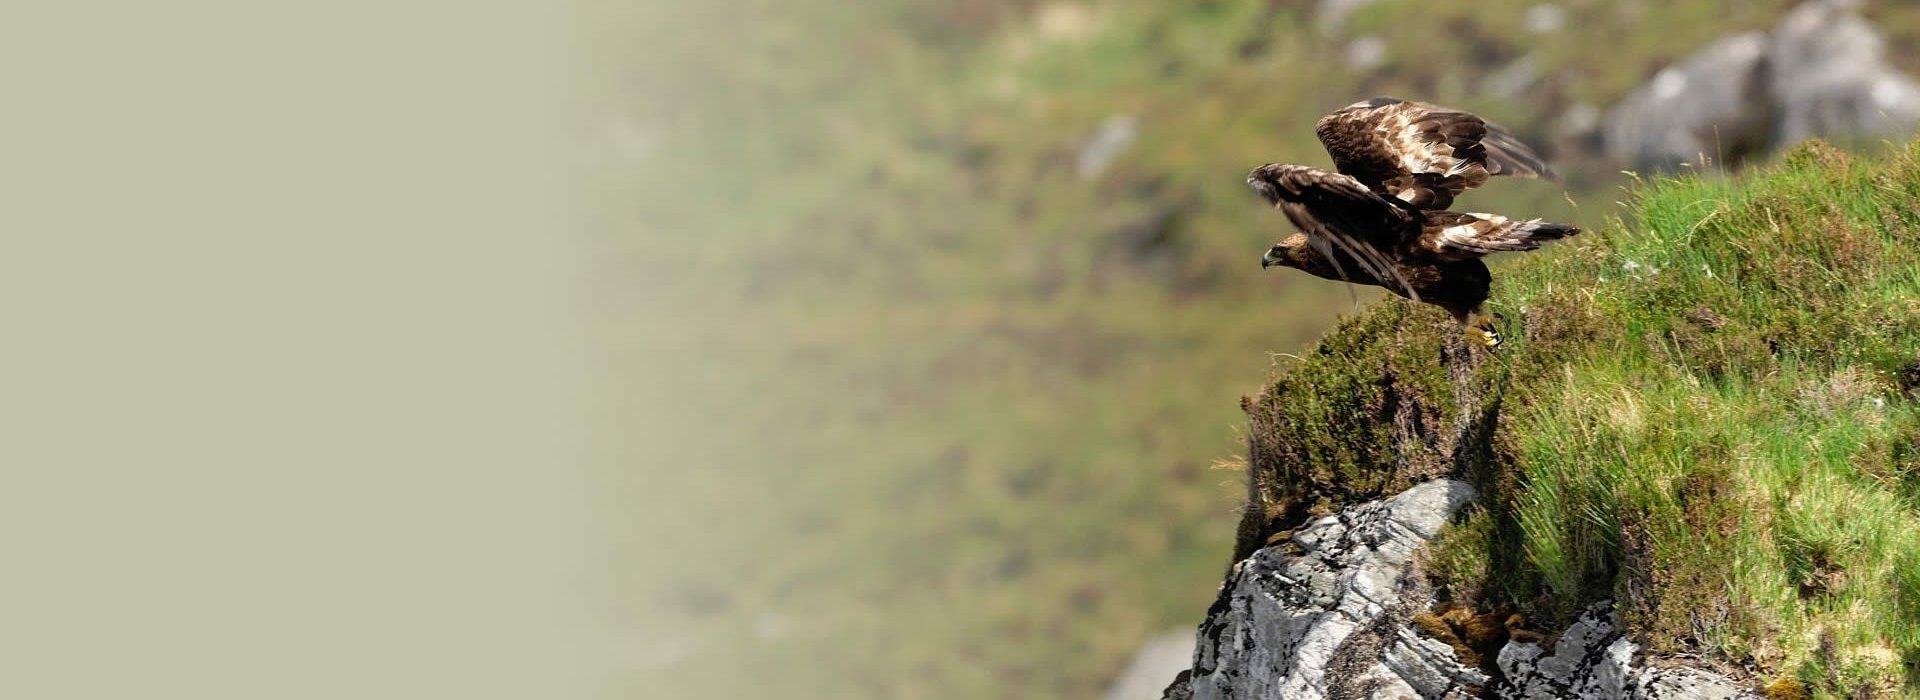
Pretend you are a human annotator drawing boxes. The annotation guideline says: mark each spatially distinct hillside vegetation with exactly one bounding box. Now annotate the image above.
[1240,139,1920,697]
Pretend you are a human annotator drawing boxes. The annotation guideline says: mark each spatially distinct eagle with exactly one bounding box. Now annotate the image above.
[1250,98,1579,349]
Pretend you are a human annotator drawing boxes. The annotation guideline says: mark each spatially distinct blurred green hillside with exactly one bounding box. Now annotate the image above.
[588,1,1920,697]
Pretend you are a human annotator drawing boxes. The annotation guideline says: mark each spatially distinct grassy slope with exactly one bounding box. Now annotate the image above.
[594,1,1920,698]
[1243,140,1920,697]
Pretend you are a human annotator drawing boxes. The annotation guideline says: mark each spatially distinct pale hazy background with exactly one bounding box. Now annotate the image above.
[4,2,598,698]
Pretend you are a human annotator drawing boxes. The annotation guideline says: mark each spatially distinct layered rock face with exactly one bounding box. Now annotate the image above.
[1170,480,1482,700]
[1160,481,1757,700]
[1496,603,1753,700]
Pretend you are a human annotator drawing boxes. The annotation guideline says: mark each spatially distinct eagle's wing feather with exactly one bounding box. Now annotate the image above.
[1247,163,1421,298]
[1316,98,1557,210]
[1480,122,1559,181]
[1419,211,1580,260]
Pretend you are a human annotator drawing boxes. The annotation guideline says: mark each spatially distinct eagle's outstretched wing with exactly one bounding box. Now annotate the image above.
[1315,97,1557,210]
[1418,211,1580,260]
[1246,163,1420,297]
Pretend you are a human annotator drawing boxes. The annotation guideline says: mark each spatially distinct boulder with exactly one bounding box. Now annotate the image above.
[1602,0,1920,171]
[1602,32,1772,170]
[1767,0,1920,147]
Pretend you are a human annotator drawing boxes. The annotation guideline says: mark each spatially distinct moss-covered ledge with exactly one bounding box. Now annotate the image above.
[1234,301,1504,563]
[1226,140,1920,695]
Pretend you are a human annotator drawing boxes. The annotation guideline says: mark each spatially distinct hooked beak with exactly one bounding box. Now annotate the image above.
[1261,251,1280,269]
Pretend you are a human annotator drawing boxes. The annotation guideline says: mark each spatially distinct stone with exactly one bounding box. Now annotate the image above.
[1767,0,1920,146]
[1602,0,1920,171]
[1163,484,1760,699]
[1077,114,1139,179]
[1602,32,1772,170]
[1172,479,1477,700]
[1496,602,1758,699]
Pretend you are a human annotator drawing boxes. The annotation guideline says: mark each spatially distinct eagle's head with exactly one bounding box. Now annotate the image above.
[1267,242,1297,270]
[1261,239,1302,270]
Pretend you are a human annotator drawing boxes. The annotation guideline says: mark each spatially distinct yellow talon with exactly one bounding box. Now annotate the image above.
[1465,317,1502,349]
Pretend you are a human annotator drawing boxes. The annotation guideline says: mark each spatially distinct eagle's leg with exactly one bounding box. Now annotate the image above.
[1455,306,1502,349]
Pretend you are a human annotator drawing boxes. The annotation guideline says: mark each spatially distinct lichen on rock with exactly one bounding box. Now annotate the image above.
[1175,479,1482,700]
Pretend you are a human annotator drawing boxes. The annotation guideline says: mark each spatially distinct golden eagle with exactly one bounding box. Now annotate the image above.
[1249,98,1578,348]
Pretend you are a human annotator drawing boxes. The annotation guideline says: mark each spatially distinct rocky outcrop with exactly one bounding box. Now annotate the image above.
[1161,482,1758,699]
[1497,603,1755,700]
[1169,479,1482,699]
[1602,0,1920,171]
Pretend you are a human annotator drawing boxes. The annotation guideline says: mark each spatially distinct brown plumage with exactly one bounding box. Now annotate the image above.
[1249,100,1577,349]
[1314,97,1558,211]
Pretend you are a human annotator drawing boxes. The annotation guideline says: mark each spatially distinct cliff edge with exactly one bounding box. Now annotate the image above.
[1164,140,1920,699]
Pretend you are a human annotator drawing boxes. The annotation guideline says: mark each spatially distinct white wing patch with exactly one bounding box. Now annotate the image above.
[1381,109,1464,180]
[1445,213,1510,237]
[1429,212,1575,257]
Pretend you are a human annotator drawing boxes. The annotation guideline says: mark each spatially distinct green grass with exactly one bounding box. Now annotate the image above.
[1504,141,1920,696]
[1246,140,1920,697]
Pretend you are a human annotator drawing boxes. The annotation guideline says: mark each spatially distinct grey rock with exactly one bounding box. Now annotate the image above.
[1603,32,1772,170]
[1174,479,1477,700]
[1767,0,1920,146]
[1163,483,1759,699]
[1603,0,1920,171]
[1077,114,1139,179]
[1497,602,1758,699]
[1372,625,1489,698]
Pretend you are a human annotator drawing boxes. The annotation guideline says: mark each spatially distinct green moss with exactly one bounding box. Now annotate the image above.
[1234,300,1505,560]
[1423,507,1493,595]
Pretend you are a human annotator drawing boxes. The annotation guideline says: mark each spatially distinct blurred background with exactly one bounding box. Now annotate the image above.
[589,1,1920,697]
